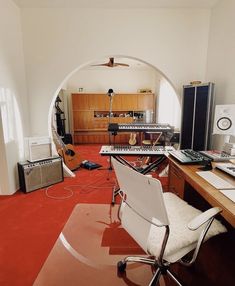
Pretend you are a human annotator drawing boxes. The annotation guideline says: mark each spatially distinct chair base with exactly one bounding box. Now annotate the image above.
[117,256,183,286]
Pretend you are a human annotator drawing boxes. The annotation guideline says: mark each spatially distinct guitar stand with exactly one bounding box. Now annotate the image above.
[111,155,167,204]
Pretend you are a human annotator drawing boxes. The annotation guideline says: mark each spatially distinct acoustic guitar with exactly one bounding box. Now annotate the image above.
[129,133,137,145]
[52,128,82,171]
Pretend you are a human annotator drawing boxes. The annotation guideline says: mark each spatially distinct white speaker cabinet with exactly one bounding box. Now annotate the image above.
[213,104,235,135]
[24,136,53,162]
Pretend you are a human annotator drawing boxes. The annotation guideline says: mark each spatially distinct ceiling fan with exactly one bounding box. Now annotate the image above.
[91,57,129,68]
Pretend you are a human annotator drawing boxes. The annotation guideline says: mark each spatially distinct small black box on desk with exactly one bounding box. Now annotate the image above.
[18,156,64,193]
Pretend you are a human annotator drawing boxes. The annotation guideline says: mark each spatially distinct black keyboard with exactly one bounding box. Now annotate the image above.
[169,149,211,164]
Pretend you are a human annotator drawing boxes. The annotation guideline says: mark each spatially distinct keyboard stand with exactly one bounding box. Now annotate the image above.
[111,154,167,204]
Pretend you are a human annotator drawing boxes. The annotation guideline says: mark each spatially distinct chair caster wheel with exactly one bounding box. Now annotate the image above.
[117,261,126,273]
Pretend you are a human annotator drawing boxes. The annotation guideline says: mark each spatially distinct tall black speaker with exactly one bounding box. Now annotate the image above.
[180,82,214,151]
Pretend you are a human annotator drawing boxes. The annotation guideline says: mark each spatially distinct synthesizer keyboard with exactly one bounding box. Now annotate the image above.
[100,145,175,156]
[108,123,173,133]
[169,149,211,164]
[216,163,235,178]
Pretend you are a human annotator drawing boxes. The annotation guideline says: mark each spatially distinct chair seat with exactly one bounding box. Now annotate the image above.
[147,192,227,263]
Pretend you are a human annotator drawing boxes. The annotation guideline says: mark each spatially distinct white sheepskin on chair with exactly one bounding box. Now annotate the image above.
[147,192,227,263]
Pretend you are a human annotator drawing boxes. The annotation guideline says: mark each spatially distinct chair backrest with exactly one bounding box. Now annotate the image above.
[112,158,169,226]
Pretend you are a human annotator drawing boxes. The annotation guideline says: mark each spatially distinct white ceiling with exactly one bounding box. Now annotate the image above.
[13,0,219,9]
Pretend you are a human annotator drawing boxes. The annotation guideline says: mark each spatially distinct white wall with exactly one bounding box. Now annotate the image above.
[206,0,235,148]
[66,68,159,94]
[0,0,28,194]
[20,7,211,136]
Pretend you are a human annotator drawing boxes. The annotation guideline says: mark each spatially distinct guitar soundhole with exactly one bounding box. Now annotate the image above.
[65,149,75,156]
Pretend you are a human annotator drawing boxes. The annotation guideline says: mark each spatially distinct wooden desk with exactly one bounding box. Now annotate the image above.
[168,156,235,227]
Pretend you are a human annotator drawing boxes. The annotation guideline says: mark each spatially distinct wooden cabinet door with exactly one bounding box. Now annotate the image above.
[88,94,109,110]
[72,94,89,110]
[112,94,123,110]
[168,161,185,198]
[137,93,154,110]
[73,110,93,130]
[93,118,108,130]
[121,94,138,110]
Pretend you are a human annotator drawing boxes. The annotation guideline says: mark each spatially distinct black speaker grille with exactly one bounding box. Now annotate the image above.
[193,86,209,150]
[180,87,195,149]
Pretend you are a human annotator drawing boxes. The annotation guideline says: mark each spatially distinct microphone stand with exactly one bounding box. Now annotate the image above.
[107,90,120,204]
[107,92,114,171]
[99,89,115,174]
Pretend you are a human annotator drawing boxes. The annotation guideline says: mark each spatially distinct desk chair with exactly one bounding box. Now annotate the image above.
[111,158,227,286]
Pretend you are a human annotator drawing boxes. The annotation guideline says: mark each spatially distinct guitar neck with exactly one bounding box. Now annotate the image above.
[52,127,67,150]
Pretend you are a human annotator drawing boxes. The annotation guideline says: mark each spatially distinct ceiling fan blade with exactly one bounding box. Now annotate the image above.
[91,63,109,67]
[115,63,130,67]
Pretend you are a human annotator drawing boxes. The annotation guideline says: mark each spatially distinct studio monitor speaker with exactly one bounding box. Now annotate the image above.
[180,83,214,151]
[213,104,235,135]
[18,157,63,193]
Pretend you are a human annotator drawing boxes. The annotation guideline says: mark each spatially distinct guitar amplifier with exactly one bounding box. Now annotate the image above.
[18,157,64,193]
